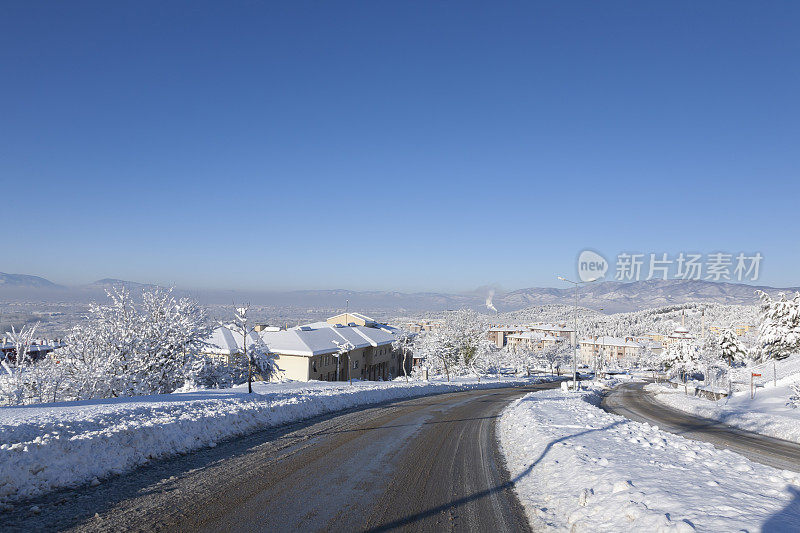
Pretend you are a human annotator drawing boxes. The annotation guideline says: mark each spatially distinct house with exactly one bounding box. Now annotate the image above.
[707,324,757,337]
[205,309,411,382]
[641,332,665,344]
[405,320,442,333]
[0,337,65,363]
[664,325,695,347]
[326,312,377,327]
[580,336,648,364]
[528,323,576,345]
[204,325,261,365]
[506,331,563,351]
[487,325,527,348]
[260,323,403,382]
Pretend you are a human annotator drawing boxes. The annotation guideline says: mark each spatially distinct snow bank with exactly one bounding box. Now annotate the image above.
[499,387,800,532]
[731,353,800,390]
[0,376,544,504]
[646,377,800,444]
[643,354,800,444]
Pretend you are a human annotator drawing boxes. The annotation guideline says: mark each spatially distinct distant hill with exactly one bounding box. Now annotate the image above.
[0,275,796,313]
[496,279,799,313]
[0,272,62,288]
[86,278,156,290]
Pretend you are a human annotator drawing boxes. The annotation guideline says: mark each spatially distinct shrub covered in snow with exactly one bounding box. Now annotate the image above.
[1,287,217,405]
[788,383,800,409]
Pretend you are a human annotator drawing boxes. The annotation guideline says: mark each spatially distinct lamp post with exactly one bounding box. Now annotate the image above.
[557,276,598,390]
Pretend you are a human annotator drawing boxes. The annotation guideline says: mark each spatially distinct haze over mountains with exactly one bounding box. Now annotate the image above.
[0,272,795,313]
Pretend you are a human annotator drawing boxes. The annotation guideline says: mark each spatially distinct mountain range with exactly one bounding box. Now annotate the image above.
[0,272,795,313]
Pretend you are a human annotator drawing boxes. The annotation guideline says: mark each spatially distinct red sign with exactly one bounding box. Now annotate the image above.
[752,373,762,377]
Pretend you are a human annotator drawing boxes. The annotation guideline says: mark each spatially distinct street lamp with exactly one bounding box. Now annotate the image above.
[557,275,599,390]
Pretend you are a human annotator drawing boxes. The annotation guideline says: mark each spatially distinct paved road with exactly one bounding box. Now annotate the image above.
[602,381,800,472]
[2,382,559,532]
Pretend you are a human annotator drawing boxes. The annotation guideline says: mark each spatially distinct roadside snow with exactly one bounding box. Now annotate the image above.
[0,376,544,504]
[499,387,800,532]
[646,377,800,445]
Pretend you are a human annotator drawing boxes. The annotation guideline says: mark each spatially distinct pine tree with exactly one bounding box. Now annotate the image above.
[718,327,745,366]
[756,290,800,361]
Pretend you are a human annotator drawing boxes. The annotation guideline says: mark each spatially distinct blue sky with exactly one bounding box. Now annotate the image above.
[2,2,799,292]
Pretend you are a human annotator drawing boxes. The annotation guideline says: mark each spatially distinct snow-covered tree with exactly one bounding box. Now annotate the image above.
[228,304,278,391]
[411,309,491,381]
[788,383,800,408]
[756,290,800,362]
[0,324,40,405]
[52,286,215,400]
[505,344,535,376]
[719,327,746,366]
[639,347,661,380]
[663,339,702,394]
[392,330,414,382]
[537,343,569,376]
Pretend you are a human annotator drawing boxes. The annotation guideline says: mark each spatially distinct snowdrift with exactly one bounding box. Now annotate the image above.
[0,377,543,504]
[498,386,800,531]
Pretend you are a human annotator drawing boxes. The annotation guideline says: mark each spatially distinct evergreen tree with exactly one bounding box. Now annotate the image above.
[757,290,800,361]
[719,327,745,366]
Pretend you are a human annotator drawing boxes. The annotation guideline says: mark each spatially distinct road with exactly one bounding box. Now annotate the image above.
[2,382,559,532]
[602,381,800,472]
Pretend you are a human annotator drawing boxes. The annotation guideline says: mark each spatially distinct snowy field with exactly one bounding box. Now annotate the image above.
[0,376,546,505]
[498,386,800,532]
[646,355,800,445]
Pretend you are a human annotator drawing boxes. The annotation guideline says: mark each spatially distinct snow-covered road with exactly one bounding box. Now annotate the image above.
[0,382,560,532]
[602,381,800,472]
[0,377,542,506]
[499,386,800,531]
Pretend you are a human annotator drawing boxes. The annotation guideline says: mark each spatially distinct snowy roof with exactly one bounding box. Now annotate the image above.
[508,331,560,342]
[259,324,395,357]
[528,323,575,333]
[668,327,695,339]
[0,341,64,353]
[346,312,377,324]
[580,336,643,348]
[206,326,261,355]
[292,321,331,330]
[489,325,526,332]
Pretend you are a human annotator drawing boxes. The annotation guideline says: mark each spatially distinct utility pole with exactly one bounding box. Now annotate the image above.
[558,276,598,390]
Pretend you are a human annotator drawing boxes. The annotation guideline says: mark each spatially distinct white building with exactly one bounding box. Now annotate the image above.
[205,315,406,382]
[507,331,564,351]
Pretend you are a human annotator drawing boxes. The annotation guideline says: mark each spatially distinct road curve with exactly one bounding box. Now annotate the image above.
[602,381,800,472]
[2,382,559,532]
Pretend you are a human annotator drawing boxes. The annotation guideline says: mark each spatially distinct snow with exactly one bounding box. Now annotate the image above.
[646,381,800,445]
[249,324,395,356]
[499,386,800,532]
[644,354,800,444]
[0,376,546,504]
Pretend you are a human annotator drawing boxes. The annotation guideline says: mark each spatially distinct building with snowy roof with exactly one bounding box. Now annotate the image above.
[527,323,576,345]
[205,318,408,382]
[487,325,527,348]
[579,336,652,364]
[0,338,66,363]
[506,331,564,352]
[259,323,405,382]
